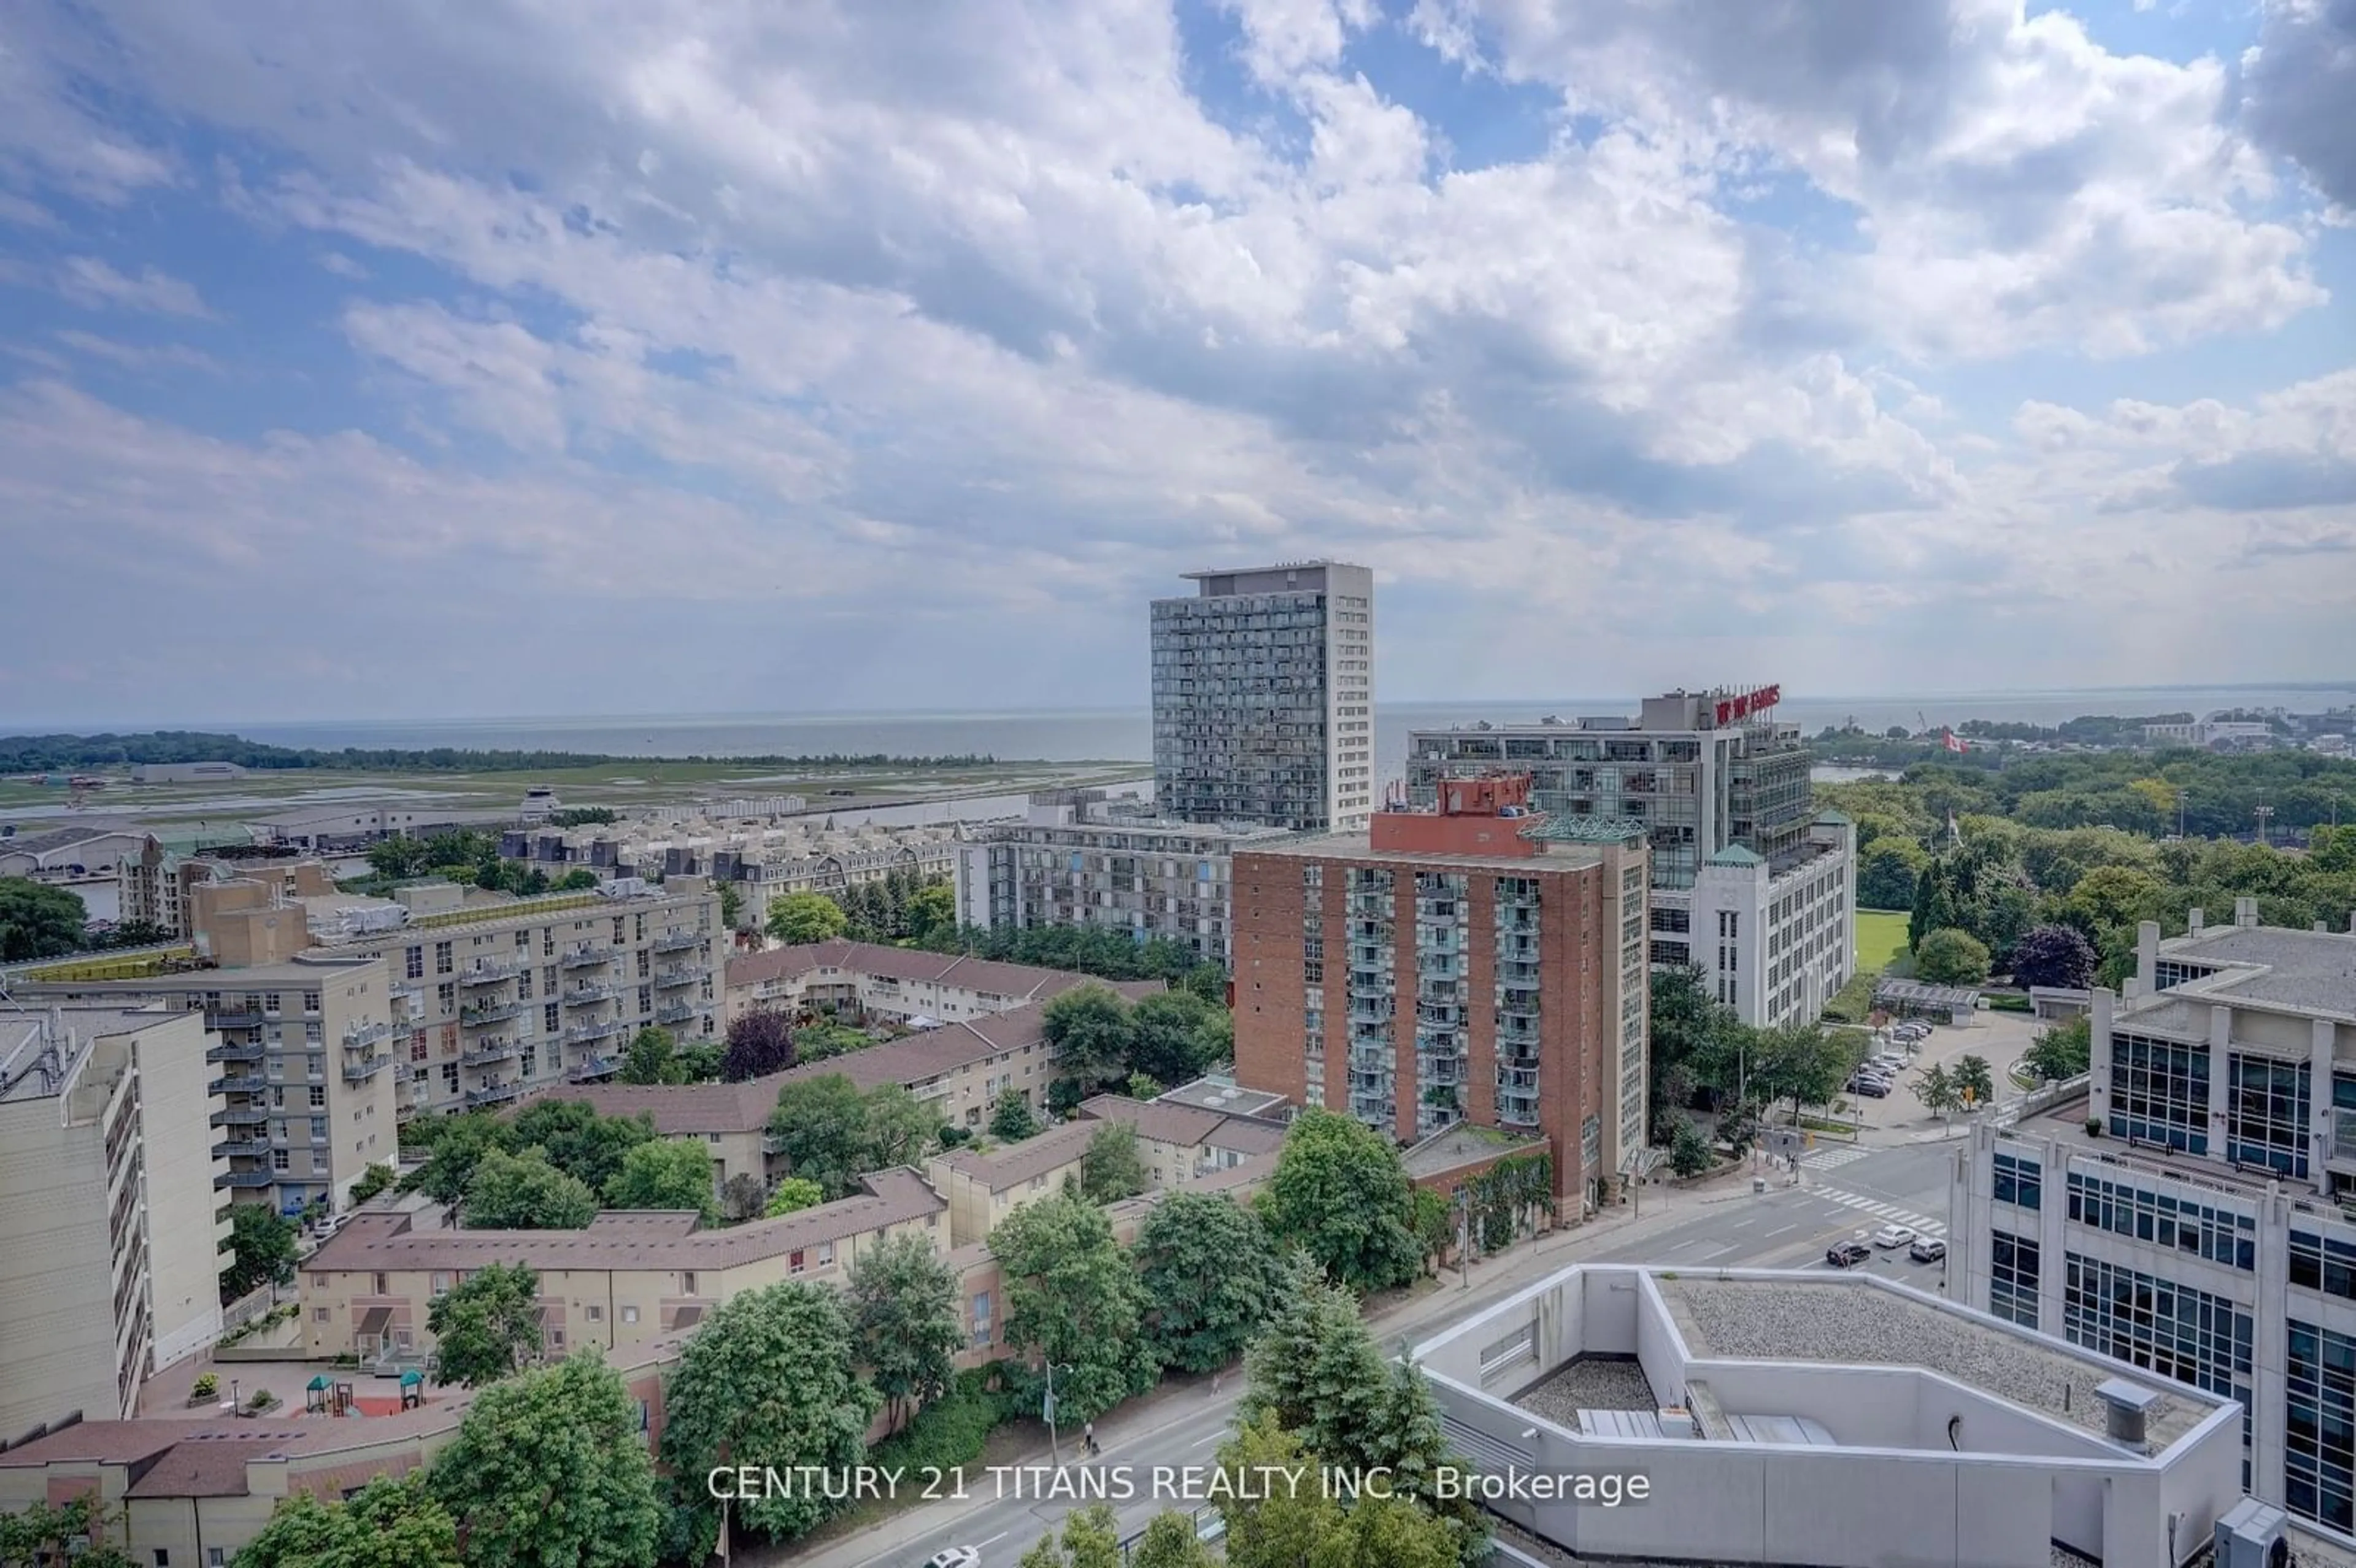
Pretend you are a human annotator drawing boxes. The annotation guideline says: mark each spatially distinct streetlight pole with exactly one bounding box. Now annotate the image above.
[1042,1361,1075,1465]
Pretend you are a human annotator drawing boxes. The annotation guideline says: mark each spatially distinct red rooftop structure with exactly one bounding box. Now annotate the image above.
[1369,772,1542,856]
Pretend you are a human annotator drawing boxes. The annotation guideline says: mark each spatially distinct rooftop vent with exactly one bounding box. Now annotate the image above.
[2095,1378,2162,1449]
[2213,1497,2289,1568]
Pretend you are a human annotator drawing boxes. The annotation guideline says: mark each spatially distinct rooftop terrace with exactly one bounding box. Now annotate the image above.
[2149,921,2356,1020]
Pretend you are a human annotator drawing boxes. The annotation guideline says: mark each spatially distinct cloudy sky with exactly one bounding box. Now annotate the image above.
[1,0,2352,727]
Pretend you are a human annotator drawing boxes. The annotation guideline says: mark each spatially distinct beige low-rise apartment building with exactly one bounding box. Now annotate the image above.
[297,1169,945,1363]
[1075,1093,1287,1189]
[11,956,402,1218]
[0,1336,684,1568]
[723,939,1158,1029]
[0,1008,229,1435]
[184,870,726,1119]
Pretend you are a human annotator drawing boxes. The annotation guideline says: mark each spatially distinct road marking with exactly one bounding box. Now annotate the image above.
[1765,1223,1798,1238]
[1190,1432,1222,1448]
[1730,1215,1759,1230]
[977,1532,1008,1548]
[1814,1185,1947,1239]
[1800,1145,1874,1170]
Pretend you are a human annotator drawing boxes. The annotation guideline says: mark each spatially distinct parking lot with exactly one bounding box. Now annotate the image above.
[1834,1009,2044,1139]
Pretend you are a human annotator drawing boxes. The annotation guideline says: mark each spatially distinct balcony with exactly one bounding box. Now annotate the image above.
[465,1083,523,1107]
[560,946,613,971]
[212,1139,269,1159]
[218,1169,277,1189]
[343,1054,393,1083]
[1415,1004,1462,1029]
[566,1058,621,1083]
[458,961,524,986]
[653,929,703,955]
[206,1009,264,1030]
[205,1040,264,1065]
[564,1020,623,1045]
[654,966,697,988]
[210,1105,267,1128]
[460,1001,523,1028]
[562,985,617,1008]
[342,1021,394,1050]
[655,1002,696,1026]
[761,1132,788,1156]
[460,1039,519,1067]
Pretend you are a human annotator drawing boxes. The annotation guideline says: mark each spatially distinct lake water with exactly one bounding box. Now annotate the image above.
[229,685,2356,771]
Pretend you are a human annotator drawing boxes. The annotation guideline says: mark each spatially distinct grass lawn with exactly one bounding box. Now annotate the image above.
[1856,909,1910,973]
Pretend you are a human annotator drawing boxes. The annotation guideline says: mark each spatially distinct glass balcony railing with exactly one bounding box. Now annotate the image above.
[561,947,613,970]
[342,1054,393,1082]
[458,960,525,985]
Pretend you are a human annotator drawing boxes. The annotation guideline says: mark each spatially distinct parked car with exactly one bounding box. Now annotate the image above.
[1871,1223,1917,1249]
[1871,1052,1909,1072]
[923,1550,981,1568]
[1847,1076,1890,1097]
[1827,1240,1871,1268]
[1909,1236,1947,1263]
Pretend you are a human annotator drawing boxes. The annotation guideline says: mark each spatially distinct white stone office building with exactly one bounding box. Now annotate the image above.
[1407,688,1857,1029]
[1949,905,2356,1543]
[1150,560,1374,834]
[0,1009,229,1434]
[952,796,1292,965]
[1415,1262,2256,1568]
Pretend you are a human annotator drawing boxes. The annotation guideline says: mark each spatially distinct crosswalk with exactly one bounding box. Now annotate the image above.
[1798,1144,1874,1172]
[1816,1185,1947,1240]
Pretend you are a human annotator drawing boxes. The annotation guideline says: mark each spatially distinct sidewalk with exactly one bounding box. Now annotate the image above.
[790,1172,1747,1567]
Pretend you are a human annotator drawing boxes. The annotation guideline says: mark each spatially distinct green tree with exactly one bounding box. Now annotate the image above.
[1913,1063,1960,1121]
[2023,1014,2093,1082]
[348,1162,398,1205]
[848,1231,962,1431]
[1215,1415,1343,1568]
[766,891,849,945]
[426,1262,544,1388]
[1410,1186,1455,1277]
[768,1074,872,1199]
[1078,1121,1150,1204]
[905,882,958,945]
[990,1194,1158,1423]
[233,1474,461,1568]
[863,1083,941,1170]
[1042,983,1136,1092]
[1748,1023,1853,1121]
[658,1283,878,1554]
[510,1101,657,1193]
[221,1202,297,1301]
[1915,926,1992,985]
[677,1036,726,1082]
[554,868,599,892]
[1128,990,1223,1087]
[602,1137,717,1221]
[1953,1053,1997,1109]
[1668,1120,1715,1178]
[1135,1190,1282,1373]
[429,1353,662,1568]
[364,836,434,880]
[718,882,744,928]
[618,1026,686,1085]
[1127,1509,1217,1568]
[410,1112,514,1206]
[1856,837,1930,913]
[1015,1504,1124,1568]
[0,877,86,960]
[1255,1109,1421,1294]
[988,1088,1041,1141]
[462,1148,600,1230]
[720,1171,768,1222]
[763,1176,826,1216]
[2009,924,2097,989]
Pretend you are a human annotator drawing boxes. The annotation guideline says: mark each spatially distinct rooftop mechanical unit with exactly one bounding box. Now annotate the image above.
[2212,1497,2289,1568]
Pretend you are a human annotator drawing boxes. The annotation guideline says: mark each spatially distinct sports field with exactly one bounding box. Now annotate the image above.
[1856,909,1910,973]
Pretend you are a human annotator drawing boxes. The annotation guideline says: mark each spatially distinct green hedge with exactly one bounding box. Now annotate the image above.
[868,1369,1010,1474]
[1987,993,2033,1013]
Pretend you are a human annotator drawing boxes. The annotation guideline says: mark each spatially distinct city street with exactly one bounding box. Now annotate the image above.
[763,1139,1964,1568]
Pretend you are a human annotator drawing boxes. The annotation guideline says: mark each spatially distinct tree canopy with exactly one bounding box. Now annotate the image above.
[765,891,848,945]
[0,878,85,961]
[461,1147,601,1230]
[429,1354,663,1568]
[221,1202,298,1302]
[722,1009,798,1081]
[847,1231,963,1432]
[1134,1190,1282,1374]
[657,1282,878,1554]
[1042,983,1136,1092]
[1077,1121,1150,1205]
[1915,926,1993,985]
[990,1193,1159,1423]
[1255,1109,1423,1296]
[233,1474,461,1568]
[602,1137,717,1221]
[426,1261,544,1388]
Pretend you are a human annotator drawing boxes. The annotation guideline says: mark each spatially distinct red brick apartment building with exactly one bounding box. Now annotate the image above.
[1230,774,1650,1213]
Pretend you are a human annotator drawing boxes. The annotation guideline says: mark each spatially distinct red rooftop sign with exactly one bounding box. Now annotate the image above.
[1714,684,1782,726]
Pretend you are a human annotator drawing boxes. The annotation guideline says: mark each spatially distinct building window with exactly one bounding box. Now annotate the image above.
[2287,1319,2356,1534]
[2291,1229,2356,1301]
[373,1272,389,1294]
[682,1272,698,1295]
[405,945,424,980]
[1988,1231,2039,1327]
[2064,1170,2257,1269]
[2107,1032,2210,1153]
[587,1304,603,1321]
[2063,1253,2251,1448]
[1991,1151,2041,1210]
[2227,1052,2311,1177]
[309,1085,327,1109]
[435,941,453,975]
[622,1305,639,1324]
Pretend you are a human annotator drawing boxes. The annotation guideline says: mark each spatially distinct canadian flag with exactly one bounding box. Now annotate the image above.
[1942,730,1968,754]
